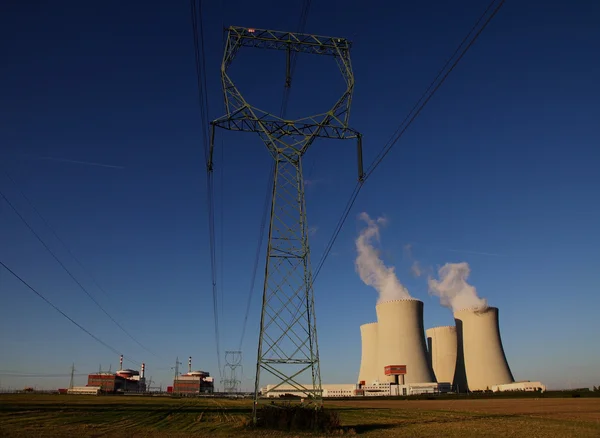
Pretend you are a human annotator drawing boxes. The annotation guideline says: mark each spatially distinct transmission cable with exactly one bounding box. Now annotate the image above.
[190,0,223,378]
[237,0,313,351]
[0,187,157,358]
[0,371,88,378]
[279,0,312,118]
[311,0,506,285]
[238,170,272,350]
[0,260,140,367]
[220,139,225,321]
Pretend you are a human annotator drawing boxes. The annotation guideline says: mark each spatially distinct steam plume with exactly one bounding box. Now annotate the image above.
[355,213,412,303]
[411,261,423,277]
[428,262,487,312]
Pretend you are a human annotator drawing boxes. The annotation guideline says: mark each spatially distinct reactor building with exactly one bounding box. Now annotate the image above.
[86,356,147,393]
[173,357,214,395]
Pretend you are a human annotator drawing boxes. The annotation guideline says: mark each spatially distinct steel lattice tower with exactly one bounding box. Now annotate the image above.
[210,26,363,419]
[222,350,242,393]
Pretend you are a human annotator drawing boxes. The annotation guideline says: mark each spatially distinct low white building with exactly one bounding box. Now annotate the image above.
[492,381,546,393]
[260,381,450,398]
[67,386,101,395]
[260,383,357,398]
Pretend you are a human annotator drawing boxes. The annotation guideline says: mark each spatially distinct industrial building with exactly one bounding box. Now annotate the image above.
[492,381,546,393]
[173,357,214,395]
[86,356,146,393]
[357,298,543,394]
[67,386,101,395]
[260,381,450,398]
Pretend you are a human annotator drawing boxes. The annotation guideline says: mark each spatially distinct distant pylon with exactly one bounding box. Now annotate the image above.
[221,351,242,393]
[69,363,75,389]
[210,26,363,423]
[171,357,182,393]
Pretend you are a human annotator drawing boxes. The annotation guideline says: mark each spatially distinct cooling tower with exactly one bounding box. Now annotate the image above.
[426,326,457,385]
[454,306,514,391]
[376,299,434,384]
[357,322,379,384]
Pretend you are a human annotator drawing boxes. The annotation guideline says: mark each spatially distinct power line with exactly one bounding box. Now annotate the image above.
[364,0,503,179]
[190,0,211,152]
[0,372,88,378]
[220,139,225,322]
[238,168,272,350]
[0,260,139,367]
[311,0,506,285]
[2,169,160,358]
[279,0,312,118]
[0,187,157,358]
[190,0,222,378]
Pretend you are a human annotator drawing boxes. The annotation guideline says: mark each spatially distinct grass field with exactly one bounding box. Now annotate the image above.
[1,394,599,437]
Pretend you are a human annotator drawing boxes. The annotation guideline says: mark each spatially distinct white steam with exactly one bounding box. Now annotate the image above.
[428,262,487,312]
[411,261,423,277]
[355,213,412,303]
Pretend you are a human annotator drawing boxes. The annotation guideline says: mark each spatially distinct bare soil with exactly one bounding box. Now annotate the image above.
[1,394,599,437]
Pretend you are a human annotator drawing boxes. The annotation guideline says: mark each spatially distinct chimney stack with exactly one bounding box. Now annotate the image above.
[119,355,123,371]
[141,363,145,379]
[188,356,192,373]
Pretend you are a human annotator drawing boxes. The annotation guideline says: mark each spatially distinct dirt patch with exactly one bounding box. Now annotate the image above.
[328,398,600,422]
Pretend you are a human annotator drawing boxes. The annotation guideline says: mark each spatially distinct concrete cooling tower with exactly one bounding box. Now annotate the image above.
[358,322,379,384]
[426,326,457,386]
[454,306,514,391]
[376,299,434,384]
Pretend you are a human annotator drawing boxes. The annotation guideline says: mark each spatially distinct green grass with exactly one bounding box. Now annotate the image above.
[1,394,599,437]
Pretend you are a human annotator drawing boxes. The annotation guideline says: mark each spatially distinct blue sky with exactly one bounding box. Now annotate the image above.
[1,0,599,391]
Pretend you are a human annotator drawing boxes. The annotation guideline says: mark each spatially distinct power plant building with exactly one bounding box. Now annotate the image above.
[454,306,514,391]
[260,382,450,398]
[86,358,146,393]
[357,296,530,394]
[173,357,214,395]
[492,381,546,393]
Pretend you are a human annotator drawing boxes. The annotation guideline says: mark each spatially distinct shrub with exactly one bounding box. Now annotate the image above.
[255,403,341,433]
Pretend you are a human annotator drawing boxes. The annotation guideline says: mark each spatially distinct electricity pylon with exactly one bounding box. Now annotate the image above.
[210,26,363,422]
[69,363,75,389]
[171,357,181,394]
[222,350,242,393]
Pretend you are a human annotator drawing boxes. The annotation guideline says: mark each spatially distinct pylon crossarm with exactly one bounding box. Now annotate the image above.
[218,25,357,157]
[213,118,359,141]
[227,26,352,56]
[221,73,246,115]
